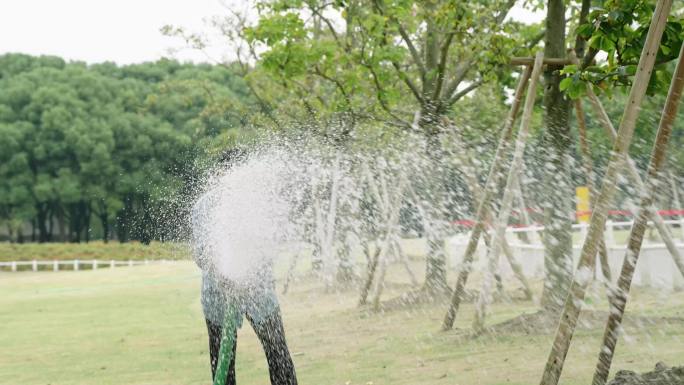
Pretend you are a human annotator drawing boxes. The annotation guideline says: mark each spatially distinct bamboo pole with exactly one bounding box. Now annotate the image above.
[282,251,300,294]
[592,41,684,385]
[574,99,612,282]
[322,154,341,287]
[578,47,684,275]
[371,189,405,310]
[539,2,672,383]
[668,171,684,241]
[450,123,535,300]
[359,245,382,305]
[441,64,534,330]
[363,164,407,310]
[512,174,533,244]
[501,234,535,300]
[472,52,545,333]
[358,163,385,305]
[393,236,419,286]
[585,78,684,280]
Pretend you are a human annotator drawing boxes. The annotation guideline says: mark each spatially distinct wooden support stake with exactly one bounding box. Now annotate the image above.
[282,251,301,295]
[370,177,407,310]
[539,2,672,383]
[442,64,534,331]
[592,39,684,385]
[450,122,535,301]
[393,237,419,287]
[512,174,536,244]
[359,245,382,305]
[574,99,612,282]
[472,52,545,333]
[585,75,684,280]
[668,171,684,241]
[358,163,395,305]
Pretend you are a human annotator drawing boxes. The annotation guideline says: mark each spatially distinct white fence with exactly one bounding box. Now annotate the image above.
[446,218,684,291]
[0,259,178,272]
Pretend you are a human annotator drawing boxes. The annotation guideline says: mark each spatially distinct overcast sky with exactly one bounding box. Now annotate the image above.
[0,0,543,65]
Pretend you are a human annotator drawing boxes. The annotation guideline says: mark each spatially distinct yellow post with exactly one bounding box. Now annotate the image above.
[576,186,591,223]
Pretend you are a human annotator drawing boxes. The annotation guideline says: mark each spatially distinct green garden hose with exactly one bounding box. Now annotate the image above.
[213,303,239,385]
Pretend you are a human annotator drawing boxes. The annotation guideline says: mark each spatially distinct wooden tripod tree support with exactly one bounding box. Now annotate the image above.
[668,171,684,241]
[591,41,684,385]
[472,52,545,333]
[370,175,408,310]
[539,1,672,383]
[358,163,388,306]
[512,173,540,245]
[573,99,612,283]
[391,235,419,287]
[359,245,382,305]
[441,64,534,331]
[282,250,300,295]
[357,161,408,308]
[449,122,535,301]
[584,78,684,280]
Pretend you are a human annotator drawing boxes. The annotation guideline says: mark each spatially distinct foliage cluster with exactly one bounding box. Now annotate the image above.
[0,240,188,262]
[0,54,255,243]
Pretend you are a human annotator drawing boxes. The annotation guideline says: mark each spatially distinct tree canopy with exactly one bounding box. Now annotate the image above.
[0,53,255,243]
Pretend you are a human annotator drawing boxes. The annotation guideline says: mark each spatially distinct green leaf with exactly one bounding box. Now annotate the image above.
[559,77,573,91]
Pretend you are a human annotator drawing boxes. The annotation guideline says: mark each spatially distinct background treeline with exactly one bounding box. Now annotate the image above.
[0,53,257,243]
[2,48,684,245]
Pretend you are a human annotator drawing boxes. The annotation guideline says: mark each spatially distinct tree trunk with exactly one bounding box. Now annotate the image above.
[336,229,355,285]
[116,194,134,243]
[47,207,54,241]
[539,0,573,313]
[70,203,83,243]
[101,213,109,243]
[83,201,91,243]
[422,127,449,296]
[36,203,49,243]
[139,197,153,245]
[57,210,66,242]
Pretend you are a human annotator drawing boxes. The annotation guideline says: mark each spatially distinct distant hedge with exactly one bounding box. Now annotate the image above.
[0,241,190,262]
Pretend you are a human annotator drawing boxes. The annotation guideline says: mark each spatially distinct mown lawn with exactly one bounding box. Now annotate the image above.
[1,259,683,385]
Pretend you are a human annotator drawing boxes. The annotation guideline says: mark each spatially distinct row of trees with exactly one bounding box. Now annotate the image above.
[0,54,256,243]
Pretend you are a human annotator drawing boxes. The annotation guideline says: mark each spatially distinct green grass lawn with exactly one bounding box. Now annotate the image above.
[1,259,683,385]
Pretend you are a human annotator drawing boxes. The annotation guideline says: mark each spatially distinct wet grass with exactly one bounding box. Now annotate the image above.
[1,260,683,385]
